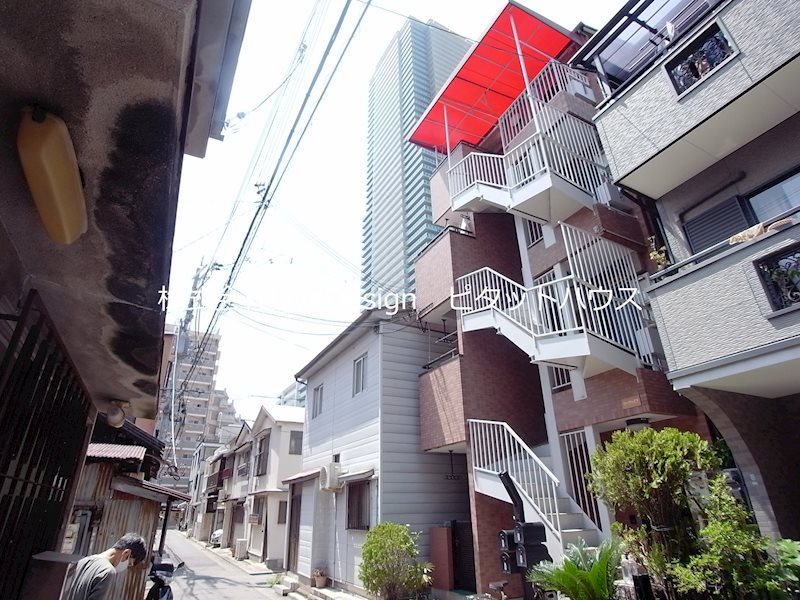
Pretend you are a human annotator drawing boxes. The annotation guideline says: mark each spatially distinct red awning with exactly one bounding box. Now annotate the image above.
[409,2,576,153]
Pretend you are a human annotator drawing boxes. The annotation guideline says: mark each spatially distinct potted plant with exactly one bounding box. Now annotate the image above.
[648,236,670,271]
[313,567,327,588]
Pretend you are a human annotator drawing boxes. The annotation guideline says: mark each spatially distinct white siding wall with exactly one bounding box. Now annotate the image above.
[298,317,469,586]
[380,323,471,559]
[303,328,381,473]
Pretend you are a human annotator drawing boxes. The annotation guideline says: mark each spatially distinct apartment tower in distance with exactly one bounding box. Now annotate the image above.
[361,18,472,298]
[157,327,239,494]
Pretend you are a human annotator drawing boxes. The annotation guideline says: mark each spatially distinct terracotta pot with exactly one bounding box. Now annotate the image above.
[314,576,327,588]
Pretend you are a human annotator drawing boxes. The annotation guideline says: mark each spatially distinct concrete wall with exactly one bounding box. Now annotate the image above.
[649,223,800,372]
[594,0,800,180]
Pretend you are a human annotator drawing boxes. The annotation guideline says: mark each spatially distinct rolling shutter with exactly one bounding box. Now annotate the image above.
[683,196,750,253]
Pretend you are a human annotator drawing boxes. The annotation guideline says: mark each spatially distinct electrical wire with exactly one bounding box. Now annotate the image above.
[173,0,360,415]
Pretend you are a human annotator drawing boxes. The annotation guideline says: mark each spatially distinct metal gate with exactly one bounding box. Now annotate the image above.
[452,520,476,592]
[0,291,93,599]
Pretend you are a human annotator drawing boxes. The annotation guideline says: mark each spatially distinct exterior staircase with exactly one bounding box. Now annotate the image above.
[468,419,601,561]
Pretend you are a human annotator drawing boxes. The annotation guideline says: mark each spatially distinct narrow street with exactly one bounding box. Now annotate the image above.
[156,530,280,600]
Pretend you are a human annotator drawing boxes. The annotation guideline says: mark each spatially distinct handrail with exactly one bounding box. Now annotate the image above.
[456,266,644,356]
[468,419,562,540]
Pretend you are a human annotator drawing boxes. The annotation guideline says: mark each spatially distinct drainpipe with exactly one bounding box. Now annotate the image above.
[159,498,173,557]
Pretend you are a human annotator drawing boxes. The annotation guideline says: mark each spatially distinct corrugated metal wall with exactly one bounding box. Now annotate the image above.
[66,463,162,600]
[95,491,160,600]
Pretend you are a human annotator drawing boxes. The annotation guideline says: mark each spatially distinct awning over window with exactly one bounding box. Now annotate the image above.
[408,2,576,153]
[282,468,320,485]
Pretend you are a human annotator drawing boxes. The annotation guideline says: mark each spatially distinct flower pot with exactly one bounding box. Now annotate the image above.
[314,576,327,588]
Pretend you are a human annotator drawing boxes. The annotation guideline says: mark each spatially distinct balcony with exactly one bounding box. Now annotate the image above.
[415,226,476,322]
[447,100,610,224]
[648,221,800,398]
[419,353,466,453]
[581,0,800,198]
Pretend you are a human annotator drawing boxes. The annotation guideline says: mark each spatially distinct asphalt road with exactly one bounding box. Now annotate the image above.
[154,530,280,600]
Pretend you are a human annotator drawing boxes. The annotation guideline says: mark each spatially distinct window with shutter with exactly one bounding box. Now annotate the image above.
[683,196,750,254]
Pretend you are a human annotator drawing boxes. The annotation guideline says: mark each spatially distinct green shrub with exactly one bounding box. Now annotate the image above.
[358,522,433,600]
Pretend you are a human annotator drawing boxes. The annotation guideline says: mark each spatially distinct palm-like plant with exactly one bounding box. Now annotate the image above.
[527,537,622,600]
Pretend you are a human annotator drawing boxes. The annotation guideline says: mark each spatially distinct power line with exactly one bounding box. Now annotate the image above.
[174,0,361,410]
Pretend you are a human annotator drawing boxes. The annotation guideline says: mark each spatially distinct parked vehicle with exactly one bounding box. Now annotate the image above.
[209,529,223,547]
[145,561,182,600]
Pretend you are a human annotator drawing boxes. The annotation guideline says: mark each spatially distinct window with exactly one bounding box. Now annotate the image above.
[684,169,800,254]
[353,354,367,396]
[237,451,250,477]
[524,219,544,247]
[748,170,800,223]
[347,481,370,530]
[665,22,735,96]
[277,500,288,524]
[255,433,270,476]
[289,431,303,455]
[312,385,323,419]
[251,497,264,524]
[756,243,800,312]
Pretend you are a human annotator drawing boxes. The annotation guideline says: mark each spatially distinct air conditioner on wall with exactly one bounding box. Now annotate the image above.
[319,462,342,492]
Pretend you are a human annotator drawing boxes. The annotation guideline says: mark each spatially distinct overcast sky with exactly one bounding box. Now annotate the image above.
[166,0,622,420]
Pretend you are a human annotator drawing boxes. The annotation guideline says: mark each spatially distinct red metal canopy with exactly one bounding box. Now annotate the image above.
[409,2,576,153]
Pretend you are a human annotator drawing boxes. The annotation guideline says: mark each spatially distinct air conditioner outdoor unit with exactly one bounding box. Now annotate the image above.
[319,462,342,492]
[233,538,248,561]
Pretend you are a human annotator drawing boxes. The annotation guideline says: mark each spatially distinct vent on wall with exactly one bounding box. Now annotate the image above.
[683,195,750,254]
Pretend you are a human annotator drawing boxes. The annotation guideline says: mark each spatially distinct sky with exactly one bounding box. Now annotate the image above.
[166,0,622,420]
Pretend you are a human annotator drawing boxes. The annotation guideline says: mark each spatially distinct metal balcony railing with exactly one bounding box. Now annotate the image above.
[560,430,602,530]
[469,419,562,541]
[448,101,609,207]
[455,266,645,359]
[500,61,594,146]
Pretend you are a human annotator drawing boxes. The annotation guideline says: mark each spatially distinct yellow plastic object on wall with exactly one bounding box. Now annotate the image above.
[16,106,87,244]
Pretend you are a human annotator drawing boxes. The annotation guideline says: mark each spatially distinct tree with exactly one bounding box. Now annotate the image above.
[670,476,783,599]
[588,428,718,564]
[359,522,433,600]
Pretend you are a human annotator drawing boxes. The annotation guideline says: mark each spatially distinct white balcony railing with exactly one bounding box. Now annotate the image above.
[448,101,609,207]
[469,419,562,541]
[500,61,594,146]
[455,266,645,358]
[560,429,602,529]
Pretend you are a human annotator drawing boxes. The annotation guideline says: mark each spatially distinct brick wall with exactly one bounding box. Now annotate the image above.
[456,213,523,282]
[469,479,523,598]
[420,356,466,451]
[528,206,646,279]
[553,367,700,432]
[430,526,455,590]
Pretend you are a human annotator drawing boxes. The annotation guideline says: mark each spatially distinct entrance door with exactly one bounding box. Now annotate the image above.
[452,521,477,592]
[229,503,245,548]
[287,486,302,571]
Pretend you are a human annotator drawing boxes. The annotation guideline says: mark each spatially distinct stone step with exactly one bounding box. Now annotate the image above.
[288,592,306,600]
[280,577,300,592]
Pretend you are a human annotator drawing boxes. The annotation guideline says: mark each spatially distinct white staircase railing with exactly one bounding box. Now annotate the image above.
[455,266,644,356]
[500,61,594,146]
[447,106,609,207]
[469,419,562,541]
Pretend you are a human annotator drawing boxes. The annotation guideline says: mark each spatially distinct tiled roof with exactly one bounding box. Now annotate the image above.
[86,443,147,461]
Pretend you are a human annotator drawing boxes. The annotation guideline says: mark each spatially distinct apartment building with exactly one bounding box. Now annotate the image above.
[361,18,471,297]
[157,328,238,494]
[277,380,308,407]
[570,0,800,541]
[408,2,719,596]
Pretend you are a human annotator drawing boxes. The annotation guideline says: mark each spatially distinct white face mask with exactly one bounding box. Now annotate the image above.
[115,556,131,574]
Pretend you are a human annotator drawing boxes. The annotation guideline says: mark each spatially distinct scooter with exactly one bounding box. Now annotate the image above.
[145,560,184,600]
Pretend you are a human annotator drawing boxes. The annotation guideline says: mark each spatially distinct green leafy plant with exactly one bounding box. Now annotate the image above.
[648,236,670,269]
[588,428,719,597]
[669,476,783,598]
[359,522,433,600]
[526,536,622,600]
